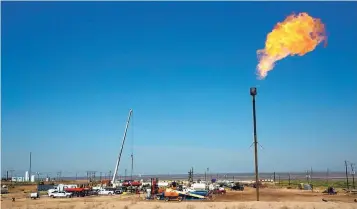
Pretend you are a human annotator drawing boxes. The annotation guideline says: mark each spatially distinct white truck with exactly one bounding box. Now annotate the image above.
[97,188,114,195]
[30,192,40,199]
[48,191,73,198]
[1,185,9,194]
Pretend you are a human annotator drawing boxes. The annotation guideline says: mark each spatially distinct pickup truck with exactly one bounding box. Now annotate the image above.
[98,188,114,195]
[48,191,73,198]
[231,184,244,191]
[114,188,123,194]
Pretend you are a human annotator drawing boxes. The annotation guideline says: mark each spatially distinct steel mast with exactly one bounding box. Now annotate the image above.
[112,109,133,184]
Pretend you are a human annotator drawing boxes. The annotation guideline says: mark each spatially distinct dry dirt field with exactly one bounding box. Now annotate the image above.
[1,187,357,209]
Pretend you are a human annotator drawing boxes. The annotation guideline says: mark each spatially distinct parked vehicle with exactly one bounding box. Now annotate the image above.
[322,187,337,195]
[98,188,114,195]
[122,180,142,187]
[114,188,123,194]
[231,183,244,191]
[30,192,40,199]
[88,190,99,196]
[48,191,73,198]
[47,189,58,195]
[213,188,226,195]
[1,185,9,194]
[65,188,91,197]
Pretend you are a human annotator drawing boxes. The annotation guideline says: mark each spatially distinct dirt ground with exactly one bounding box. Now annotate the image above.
[1,187,357,209]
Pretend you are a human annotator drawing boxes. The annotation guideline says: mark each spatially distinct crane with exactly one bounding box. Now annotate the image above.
[111,109,133,184]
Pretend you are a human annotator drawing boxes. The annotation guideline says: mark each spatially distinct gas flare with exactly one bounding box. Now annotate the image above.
[256,12,327,79]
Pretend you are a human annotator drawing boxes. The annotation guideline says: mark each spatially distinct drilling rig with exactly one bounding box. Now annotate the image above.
[111,109,133,186]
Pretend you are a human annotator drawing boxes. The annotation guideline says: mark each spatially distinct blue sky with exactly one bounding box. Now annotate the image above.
[1,2,357,177]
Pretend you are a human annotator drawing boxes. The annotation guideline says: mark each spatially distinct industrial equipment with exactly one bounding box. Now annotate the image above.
[111,109,133,185]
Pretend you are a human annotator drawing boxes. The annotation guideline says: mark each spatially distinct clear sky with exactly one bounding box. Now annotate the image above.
[2,2,357,177]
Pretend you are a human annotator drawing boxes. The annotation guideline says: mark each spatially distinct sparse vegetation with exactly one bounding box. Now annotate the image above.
[272,179,347,189]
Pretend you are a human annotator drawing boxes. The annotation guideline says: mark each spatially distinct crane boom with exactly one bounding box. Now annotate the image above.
[112,109,133,184]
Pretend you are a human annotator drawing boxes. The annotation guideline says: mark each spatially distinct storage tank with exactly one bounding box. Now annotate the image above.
[158,181,169,187]
[57,184,65,191]
[30,175,35,182]
[191,183,206,191]
[25,171,29,181]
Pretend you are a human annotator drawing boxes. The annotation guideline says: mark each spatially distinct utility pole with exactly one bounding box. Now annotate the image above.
[208,167,210,182]
[273,172,276,182]
[306,170,310,182]
[9,170,14,178]
[36,172,40,182]
[350,163,355,189]
[288,173,291,186]
[57,171,62,181]
[29,152,32,182]
[310,167,313,184]
[125,169,127,180]
[345,160,350,190]
[207,168,209,182]
[204,170,207,182]
[326,168,329,185]
[250,87,260,201]
[131,154,134,180]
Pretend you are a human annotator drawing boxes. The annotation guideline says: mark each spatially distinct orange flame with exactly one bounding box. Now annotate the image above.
[256,12,327,79]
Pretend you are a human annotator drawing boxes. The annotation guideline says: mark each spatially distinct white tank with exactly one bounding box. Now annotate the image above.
[146,189,151,198]
[191,183,206,190]
[158,182,169,187]
[57,184,65,191]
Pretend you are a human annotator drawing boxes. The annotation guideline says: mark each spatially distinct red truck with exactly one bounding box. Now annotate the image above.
[213,188,226,195]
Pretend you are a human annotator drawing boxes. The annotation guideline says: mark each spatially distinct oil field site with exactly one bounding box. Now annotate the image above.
[2,1,357,209]
[1,175,357,209]
[1,108,357,208]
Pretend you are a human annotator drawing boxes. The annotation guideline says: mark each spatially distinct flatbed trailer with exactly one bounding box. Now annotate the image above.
[65,188,91,197]
[157,190,208,202]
